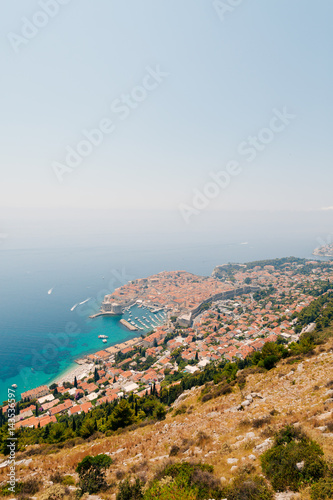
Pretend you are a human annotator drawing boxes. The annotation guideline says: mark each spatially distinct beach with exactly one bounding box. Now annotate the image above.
[52,362,95,386]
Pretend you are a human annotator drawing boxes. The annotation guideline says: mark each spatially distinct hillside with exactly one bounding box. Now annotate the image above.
[3,331,333,499]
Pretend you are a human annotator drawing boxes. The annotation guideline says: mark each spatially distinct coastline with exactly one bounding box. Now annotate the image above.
[48,335,143,387]
[50,361,94,387]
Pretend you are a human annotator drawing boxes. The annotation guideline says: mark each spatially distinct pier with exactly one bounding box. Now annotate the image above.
[120,319,138,331]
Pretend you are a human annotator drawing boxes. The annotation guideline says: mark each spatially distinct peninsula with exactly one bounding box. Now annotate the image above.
[98,270,258,327]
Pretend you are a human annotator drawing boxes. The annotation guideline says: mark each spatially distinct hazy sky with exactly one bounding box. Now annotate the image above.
[1,0,332,217]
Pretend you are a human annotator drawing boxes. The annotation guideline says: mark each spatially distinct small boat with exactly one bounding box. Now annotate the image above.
[71,303,78,311]
[103,339,107,343]
[11,384,17,389]
[48,288,53,295]
[98,335,108,339]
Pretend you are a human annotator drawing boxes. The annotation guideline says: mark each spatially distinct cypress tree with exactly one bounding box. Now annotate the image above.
[74,376,78,388]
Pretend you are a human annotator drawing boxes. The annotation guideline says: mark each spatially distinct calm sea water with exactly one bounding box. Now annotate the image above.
[0,230,323,403]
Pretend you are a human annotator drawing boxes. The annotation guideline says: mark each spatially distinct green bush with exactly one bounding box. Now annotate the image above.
[116,478,144,500]
[261,425,327,491]
[221,473,274,500]
[173,404,187,416]
[1,478,41,497]
[144,479,197,499]
[76,453,112,495]
[146,461,222,500]
[311,477,333,499]
[61,475,75,486]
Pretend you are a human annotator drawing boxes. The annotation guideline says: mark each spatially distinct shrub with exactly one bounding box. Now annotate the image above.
[116,478,144,500]
[173,404,187,416]
[149,461,222,500]
[220,473,274,500]
[62,475,75,486]
[252,416,271,428]
[169,445,180,456]
[144,479,197,499]
[261,425,327,491]
[311,477,333,499]
[5,478,42,497]
[39,484,69,500]
[201,382,232,402]
[263,355,279,370]
[50,471,64,483]
[76,453,112,495]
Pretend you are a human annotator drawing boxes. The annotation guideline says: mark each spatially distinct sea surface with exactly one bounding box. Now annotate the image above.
[0,225,328,403]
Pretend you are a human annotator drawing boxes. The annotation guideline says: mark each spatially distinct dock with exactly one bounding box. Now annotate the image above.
[120,319,138,331]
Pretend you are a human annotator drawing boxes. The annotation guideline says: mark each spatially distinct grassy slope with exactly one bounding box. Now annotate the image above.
[2,330,333,499]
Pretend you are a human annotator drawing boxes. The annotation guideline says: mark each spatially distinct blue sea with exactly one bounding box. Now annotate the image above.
[0,210,330,403]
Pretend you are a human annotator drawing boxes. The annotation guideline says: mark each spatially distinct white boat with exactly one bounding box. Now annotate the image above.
[98,335,108,339]
[11,384,17,389]
[102,339,107,343]
[47,288,53,295]
[71,303,78,311]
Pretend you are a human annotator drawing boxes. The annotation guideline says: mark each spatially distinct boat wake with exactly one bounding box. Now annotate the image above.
[79,298,91,305]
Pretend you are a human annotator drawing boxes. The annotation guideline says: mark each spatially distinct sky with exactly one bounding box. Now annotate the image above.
[0,0,333,225]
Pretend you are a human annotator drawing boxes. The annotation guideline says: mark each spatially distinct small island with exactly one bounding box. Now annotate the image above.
[313,243,333,258]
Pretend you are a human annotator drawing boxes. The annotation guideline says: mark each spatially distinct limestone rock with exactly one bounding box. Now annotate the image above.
[296,460,304,470]
[253,438,273,454]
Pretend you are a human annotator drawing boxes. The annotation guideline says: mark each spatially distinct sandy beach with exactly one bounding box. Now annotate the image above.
[52,362,95,386]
